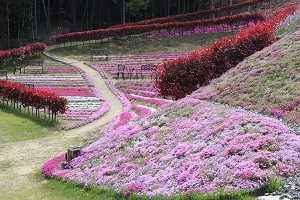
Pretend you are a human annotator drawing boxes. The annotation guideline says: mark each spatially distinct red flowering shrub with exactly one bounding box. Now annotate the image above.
[0,42,46,64]
[113,0,269,28]
[155,6,297,100]
[0,80,67,120]
[50,13,264,44]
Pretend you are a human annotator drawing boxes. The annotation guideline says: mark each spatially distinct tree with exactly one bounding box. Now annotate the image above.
[70,0,77,31]
[41,0,51,33]
[126,0,150,22]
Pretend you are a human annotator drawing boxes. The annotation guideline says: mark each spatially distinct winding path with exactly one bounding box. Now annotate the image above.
[0,46,123,199]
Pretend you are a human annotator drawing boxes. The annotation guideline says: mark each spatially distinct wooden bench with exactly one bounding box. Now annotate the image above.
[112,64,134,79]
[23,60,44,74]
[90,49,109,61]
[22,83,35,88]
[115,64,126,79]
[136,64,157,79]
[0,70,8,80]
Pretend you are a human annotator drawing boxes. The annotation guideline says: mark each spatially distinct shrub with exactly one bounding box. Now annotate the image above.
[155,6,297,100]
[0,42,46,64]
[0,80,67,121]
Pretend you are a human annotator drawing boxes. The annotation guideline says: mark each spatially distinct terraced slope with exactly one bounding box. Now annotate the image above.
[190,26,300,125]
[43,29,300,197]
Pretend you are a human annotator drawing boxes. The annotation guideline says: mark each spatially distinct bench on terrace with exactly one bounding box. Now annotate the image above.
[135,64,157,79]
[23,60,44,74]
[90,49,109,62]
[112,64,135,79]
[0,70,8,80]
[22,83,35,88]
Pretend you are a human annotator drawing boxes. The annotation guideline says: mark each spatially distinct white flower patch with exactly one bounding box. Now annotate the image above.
[65,96,102,109]
[63,96,101,102]
[67,102,102,109]
[137,104,157,113]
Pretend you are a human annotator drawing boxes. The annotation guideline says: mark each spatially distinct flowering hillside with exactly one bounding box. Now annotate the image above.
[43,40,300,195]
[42,1,300,198]
[190,25,300,124]
[43,96,300,196]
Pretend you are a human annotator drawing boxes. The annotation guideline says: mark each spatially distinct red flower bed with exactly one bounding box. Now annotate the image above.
[154,5,297,100]
[0,42,46,64]
[50,13,264,45]
[0,80,67,120]
[114,0,270,28]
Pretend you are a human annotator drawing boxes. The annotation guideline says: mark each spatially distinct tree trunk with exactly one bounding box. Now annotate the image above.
[63,0,71,24]
[70,0,77,31]
[6,2,10,49]
[122,0,125,24]
[58,0,62,22]
[35,0,38,37]
[230,0,233,15]
[107,0,111,26]
[81,0,88,30]
[192,0,195,12]
[21,0,26,39]
[159,0,162,17]
[211,0,215,18]
[151,0,155,18]
[178,0,181,15]
[167,0,170,16]
[41,0,50,33]
[65,146,82,162]
[90,0,95,29]
[48,0,50,30]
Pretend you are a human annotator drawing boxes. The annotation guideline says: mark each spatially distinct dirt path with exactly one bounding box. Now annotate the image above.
[0,47,123,199]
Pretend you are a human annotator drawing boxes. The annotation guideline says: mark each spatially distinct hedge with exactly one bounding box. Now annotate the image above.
[154,5,298,100]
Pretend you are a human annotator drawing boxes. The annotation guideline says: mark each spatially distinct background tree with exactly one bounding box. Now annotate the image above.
[0,0,246,50]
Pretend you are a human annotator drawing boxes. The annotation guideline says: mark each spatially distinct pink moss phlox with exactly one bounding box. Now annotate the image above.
[123,182,143,197]
[42,153,66,178]
[117,112,132,127]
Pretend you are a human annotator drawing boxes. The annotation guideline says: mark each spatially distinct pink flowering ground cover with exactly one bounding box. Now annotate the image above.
[152,21,258,39]
[116,81,167,108]
[9,68,107,129]
[190,26,300,123]
[43,67,79,74]
[35,87,94,97]
[90,53,187,79]
[42,98,300,197]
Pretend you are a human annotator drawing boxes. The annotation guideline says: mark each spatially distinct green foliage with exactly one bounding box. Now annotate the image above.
[265,177,282,193]
[20,172,126,200]
[126,0,150,18]
[37,175,257,200]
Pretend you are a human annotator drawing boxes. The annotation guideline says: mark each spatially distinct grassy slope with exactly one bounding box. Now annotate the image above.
[48,31,236,58]
[190,27,300,124]
[0,106,52,143]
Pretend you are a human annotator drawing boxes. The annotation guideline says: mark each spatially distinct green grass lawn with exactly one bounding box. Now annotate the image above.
[0,107,51,144]
[48,31,236,57]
